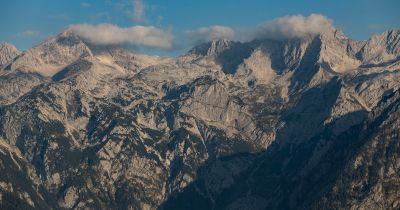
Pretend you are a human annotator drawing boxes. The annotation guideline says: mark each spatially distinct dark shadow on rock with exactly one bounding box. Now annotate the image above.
[275,77,342,145]
[253,38,303,74]
[52,59,93,81]
[215,43,253,75]
[159,108,369,210]
[159,77,380,210]
[358,56,400,68]
[352,69,400,84]
[289,37,322,92]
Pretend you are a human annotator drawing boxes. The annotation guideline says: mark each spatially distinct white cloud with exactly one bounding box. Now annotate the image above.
[133,0,145,22]
[69,24,173,49]
[186,25,235,43]
[251,14,334,40]
[17,30,40,38]
[184,15,333,44]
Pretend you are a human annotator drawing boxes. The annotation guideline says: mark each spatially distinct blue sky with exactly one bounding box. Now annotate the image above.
[0,0,399,55]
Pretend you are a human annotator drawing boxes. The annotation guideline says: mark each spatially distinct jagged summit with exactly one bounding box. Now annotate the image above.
[357,28,400,64]
[0,42,20,66]
[178,28,400,86]
[187,39,238,56]
[2,28,399,78]
[1,29,175,78]
[3,30,92,77]
[0,42,19,53]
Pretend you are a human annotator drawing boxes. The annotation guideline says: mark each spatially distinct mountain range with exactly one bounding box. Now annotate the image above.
[0,27,400,209]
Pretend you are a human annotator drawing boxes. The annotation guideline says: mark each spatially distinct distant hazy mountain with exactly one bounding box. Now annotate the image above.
[0,28,400,209]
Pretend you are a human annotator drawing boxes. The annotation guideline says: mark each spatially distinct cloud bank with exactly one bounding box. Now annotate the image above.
[68,14,333,51]
[184,15,334,44]
[69,24,173,49]
[186,25,235,43]
[251,14,334,40]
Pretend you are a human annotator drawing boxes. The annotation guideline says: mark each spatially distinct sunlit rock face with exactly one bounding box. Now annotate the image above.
[1,29,400,209]
[0,43,20,67]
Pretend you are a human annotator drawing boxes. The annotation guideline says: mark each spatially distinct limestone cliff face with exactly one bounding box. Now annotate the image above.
[0,29,400,209]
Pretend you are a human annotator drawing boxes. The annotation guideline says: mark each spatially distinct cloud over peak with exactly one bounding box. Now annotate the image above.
[186,25,235,43]
[185,14,334,44]
[68,14,333,52]
[252,14,334,40]
[69,24,173,49]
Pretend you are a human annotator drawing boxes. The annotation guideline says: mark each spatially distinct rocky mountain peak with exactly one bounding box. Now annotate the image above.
[5,29,93,77]
[315,29,364,73]
[207,39,235,55]
[54,29,89,47]
[318,29,352,45]
[356,28,400,64]
[188,39,237,56]
[0,42,20,66]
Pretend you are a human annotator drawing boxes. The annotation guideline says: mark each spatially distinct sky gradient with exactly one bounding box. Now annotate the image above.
[1,0,399,56]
